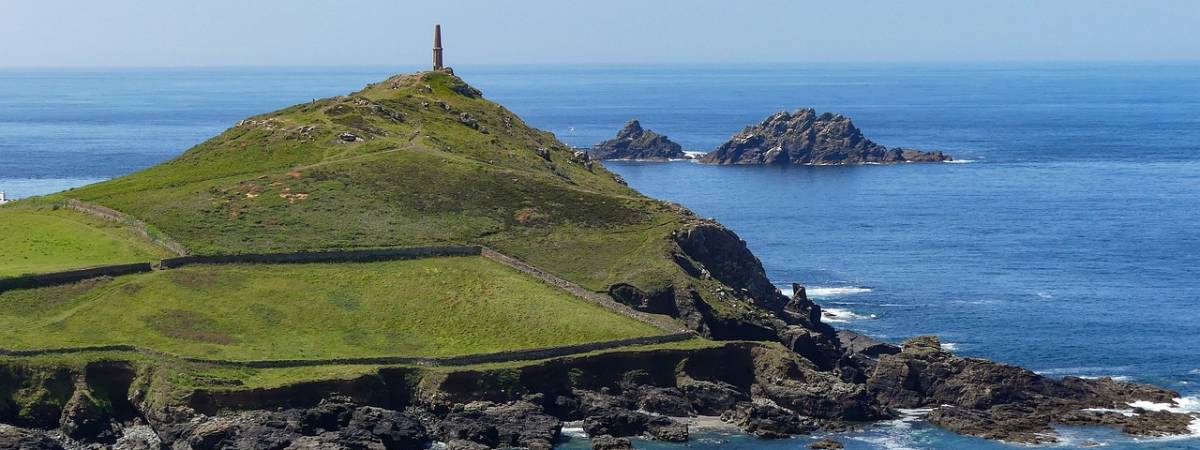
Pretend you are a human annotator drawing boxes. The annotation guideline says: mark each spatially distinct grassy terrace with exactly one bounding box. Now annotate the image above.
[0,207,172,277]
[0,256,662,360]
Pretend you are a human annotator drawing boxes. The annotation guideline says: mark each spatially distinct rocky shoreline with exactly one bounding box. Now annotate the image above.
[1,317,1194,449]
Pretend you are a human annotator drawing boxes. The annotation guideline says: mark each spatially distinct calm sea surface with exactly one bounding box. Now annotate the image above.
[1,64,1198,449]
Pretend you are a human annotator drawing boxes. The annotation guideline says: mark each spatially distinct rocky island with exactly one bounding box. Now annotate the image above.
[699,109,951,165]
[0,70,1193,450]
[590,120,686,161]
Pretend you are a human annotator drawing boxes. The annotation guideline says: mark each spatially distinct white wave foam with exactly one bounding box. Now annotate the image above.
[1190,369,1200,375]
[561,421,587,437]
[1035,366,1131,376]
[1083,407,1137,417]
[682,151,707,158]
[822,307,875,323]
[939,342,959,351]
[807,286,873,298]
[1035,291,1054,299]
[945,159,976,164]
[1077,375,1132,382]
[1128,396,1200,414]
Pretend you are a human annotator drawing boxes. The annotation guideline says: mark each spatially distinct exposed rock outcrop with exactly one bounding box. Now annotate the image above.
[0,339,1194,448]
[591,120,686,160]
[866,335,1196,443]
[699,109,950,165]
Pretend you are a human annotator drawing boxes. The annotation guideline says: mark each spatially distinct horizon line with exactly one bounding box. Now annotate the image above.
[3,59,1200,71]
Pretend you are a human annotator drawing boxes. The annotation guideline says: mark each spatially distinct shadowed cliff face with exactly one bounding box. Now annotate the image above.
[699,109,950,165]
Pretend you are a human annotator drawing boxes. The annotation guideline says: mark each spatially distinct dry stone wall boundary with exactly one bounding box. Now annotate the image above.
[65,199,189,256]
[0,262,152,293]
[0,333,696,368]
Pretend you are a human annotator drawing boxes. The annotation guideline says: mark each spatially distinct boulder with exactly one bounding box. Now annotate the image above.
[678,379,747,415]
[432,401,559,449]
[0,425,63,450]
[1121,410,1196,437]
[591,434,633,450]
[348,406,427,449]
[720,403,816,439]
[591,120,686,160]
[808,437,845,449]
[632,387,692,417]
[699,109,950,165]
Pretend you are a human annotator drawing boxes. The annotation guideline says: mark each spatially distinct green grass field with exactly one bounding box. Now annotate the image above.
[0,207,173,277]
[0,256,662,360]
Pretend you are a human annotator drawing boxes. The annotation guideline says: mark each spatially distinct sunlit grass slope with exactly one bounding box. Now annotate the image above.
[0,206,172,277]
[0,257,661,360]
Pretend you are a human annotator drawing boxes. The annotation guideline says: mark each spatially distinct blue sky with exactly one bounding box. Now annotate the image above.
[2,0,1198,68]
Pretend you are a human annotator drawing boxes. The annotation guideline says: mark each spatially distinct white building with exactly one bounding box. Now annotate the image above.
[0,191,8,205]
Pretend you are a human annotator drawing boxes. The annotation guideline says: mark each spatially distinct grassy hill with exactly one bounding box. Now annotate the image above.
[54,72,684,293]
[0,206,173,277]
[0,257,660,360]
[0,71,791,395]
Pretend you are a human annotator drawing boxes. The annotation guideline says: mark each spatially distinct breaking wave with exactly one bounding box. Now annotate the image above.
[822,307,876,323]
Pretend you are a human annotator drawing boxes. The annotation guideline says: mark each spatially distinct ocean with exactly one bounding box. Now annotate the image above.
[1,63,1198,449]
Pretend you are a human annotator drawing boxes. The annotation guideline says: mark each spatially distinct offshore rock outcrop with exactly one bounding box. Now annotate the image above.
[699,109,950,165]
[591,120,686,160]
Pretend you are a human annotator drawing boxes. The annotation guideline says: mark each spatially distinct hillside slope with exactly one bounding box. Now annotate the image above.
[55,71,815,338]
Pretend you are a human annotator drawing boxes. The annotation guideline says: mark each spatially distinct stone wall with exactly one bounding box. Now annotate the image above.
[158,246,481,268]
[65,199,188,256]
[0,262,152,293]
[479,247,683,332]
[0,333,695,369]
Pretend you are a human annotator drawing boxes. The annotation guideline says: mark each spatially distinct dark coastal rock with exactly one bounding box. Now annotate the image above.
[0,425,63,450]
[927,404,1057,444]
[673,221,789,312]
[808,437,845,449]
[432,400,560,449]
[748,345,881,421]
[632,387,692,417]
[834,330,900,383]
[720,403,817,439]
[591,120,686,160]
[678,379,747,416]
[698,109,950,165]
[581,409,687,442]
[348,407,427,449]
[866,335,1191,443]
[607,283,678,315]
[1121,410,1195,437]
[591,434,633,450]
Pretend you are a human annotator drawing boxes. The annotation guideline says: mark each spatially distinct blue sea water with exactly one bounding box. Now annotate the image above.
[1,63,1199,449]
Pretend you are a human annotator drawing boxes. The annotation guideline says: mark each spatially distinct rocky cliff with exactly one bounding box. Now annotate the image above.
[2,338,1194,449]
[699,109,950,165]
[591,120,686,160]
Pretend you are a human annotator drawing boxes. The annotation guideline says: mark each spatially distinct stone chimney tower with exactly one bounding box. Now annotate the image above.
[432,24,444,70]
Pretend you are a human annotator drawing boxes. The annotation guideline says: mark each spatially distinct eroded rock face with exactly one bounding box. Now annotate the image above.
[673,221,788,313]
[699,109,950,165]
[1,338,1194,448]
[591,120,686,160]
